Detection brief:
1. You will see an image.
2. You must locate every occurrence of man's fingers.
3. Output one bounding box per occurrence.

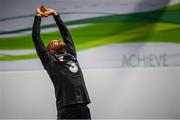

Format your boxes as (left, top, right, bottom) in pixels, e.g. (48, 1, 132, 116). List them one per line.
(40, 5, 47, 13)
(44, 11, 53, 17)
(43, 6, 48, 11)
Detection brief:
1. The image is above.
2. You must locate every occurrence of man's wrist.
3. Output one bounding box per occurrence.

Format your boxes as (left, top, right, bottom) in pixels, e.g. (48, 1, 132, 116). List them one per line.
(36, 13, 42, 17)
(52, 11, 58, 16)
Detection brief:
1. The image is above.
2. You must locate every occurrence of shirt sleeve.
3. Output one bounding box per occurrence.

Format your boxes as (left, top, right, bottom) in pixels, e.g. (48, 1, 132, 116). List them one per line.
(53, 15, 77, 58)
(32, 16, 51, 68)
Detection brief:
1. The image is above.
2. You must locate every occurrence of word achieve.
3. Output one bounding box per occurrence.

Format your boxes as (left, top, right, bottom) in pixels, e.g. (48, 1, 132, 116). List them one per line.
(122, 54, 168, 67)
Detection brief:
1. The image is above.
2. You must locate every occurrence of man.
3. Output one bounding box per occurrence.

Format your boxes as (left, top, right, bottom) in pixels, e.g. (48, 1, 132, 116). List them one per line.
(32, 5, 91, 119)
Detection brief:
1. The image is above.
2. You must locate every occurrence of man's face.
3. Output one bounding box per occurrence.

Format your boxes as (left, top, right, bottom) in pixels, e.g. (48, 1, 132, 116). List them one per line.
(47, 40, 66, 54)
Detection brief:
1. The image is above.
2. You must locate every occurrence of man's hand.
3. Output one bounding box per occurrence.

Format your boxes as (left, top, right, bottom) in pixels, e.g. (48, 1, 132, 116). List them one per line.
(44, 8, 58, 17)
(36, 5, 46, 17)
(35, 5, 57, 17)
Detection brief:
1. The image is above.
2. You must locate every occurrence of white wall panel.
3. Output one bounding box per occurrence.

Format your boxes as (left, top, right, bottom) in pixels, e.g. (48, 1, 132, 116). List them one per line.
(0, 67, 180, 119)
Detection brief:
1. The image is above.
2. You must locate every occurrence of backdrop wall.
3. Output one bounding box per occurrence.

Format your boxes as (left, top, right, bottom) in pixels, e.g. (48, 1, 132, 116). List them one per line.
(0, 0, 180, 119)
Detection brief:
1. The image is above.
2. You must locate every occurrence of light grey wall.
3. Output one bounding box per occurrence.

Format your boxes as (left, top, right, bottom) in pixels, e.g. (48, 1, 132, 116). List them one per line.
(0, 67, 180, 119)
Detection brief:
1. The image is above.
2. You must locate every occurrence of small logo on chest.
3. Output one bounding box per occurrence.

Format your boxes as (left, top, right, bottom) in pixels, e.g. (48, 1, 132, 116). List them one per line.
(57, 55, 78, 73)
(67, 61, 78, 73)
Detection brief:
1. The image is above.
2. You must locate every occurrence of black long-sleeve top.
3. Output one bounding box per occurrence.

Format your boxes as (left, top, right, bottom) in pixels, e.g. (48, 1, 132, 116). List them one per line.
(32, 15, 91, 111)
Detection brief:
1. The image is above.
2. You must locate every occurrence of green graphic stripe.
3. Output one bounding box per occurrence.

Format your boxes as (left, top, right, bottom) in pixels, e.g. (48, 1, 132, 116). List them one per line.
(0, 54, 37, 61)
(124, 27, 180, 44)
(0, 26, 180, 61)
(1, 21, 179, 50)
(0, 22, 149, 49)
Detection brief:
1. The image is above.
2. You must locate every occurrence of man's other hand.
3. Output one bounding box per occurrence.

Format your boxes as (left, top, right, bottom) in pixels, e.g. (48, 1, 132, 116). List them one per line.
(44, 8, 58, 17)
(36, 5, 46, 17)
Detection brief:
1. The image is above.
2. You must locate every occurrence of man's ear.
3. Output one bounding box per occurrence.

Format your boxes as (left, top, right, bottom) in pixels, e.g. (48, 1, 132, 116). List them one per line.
(49, 50, 55, 54)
